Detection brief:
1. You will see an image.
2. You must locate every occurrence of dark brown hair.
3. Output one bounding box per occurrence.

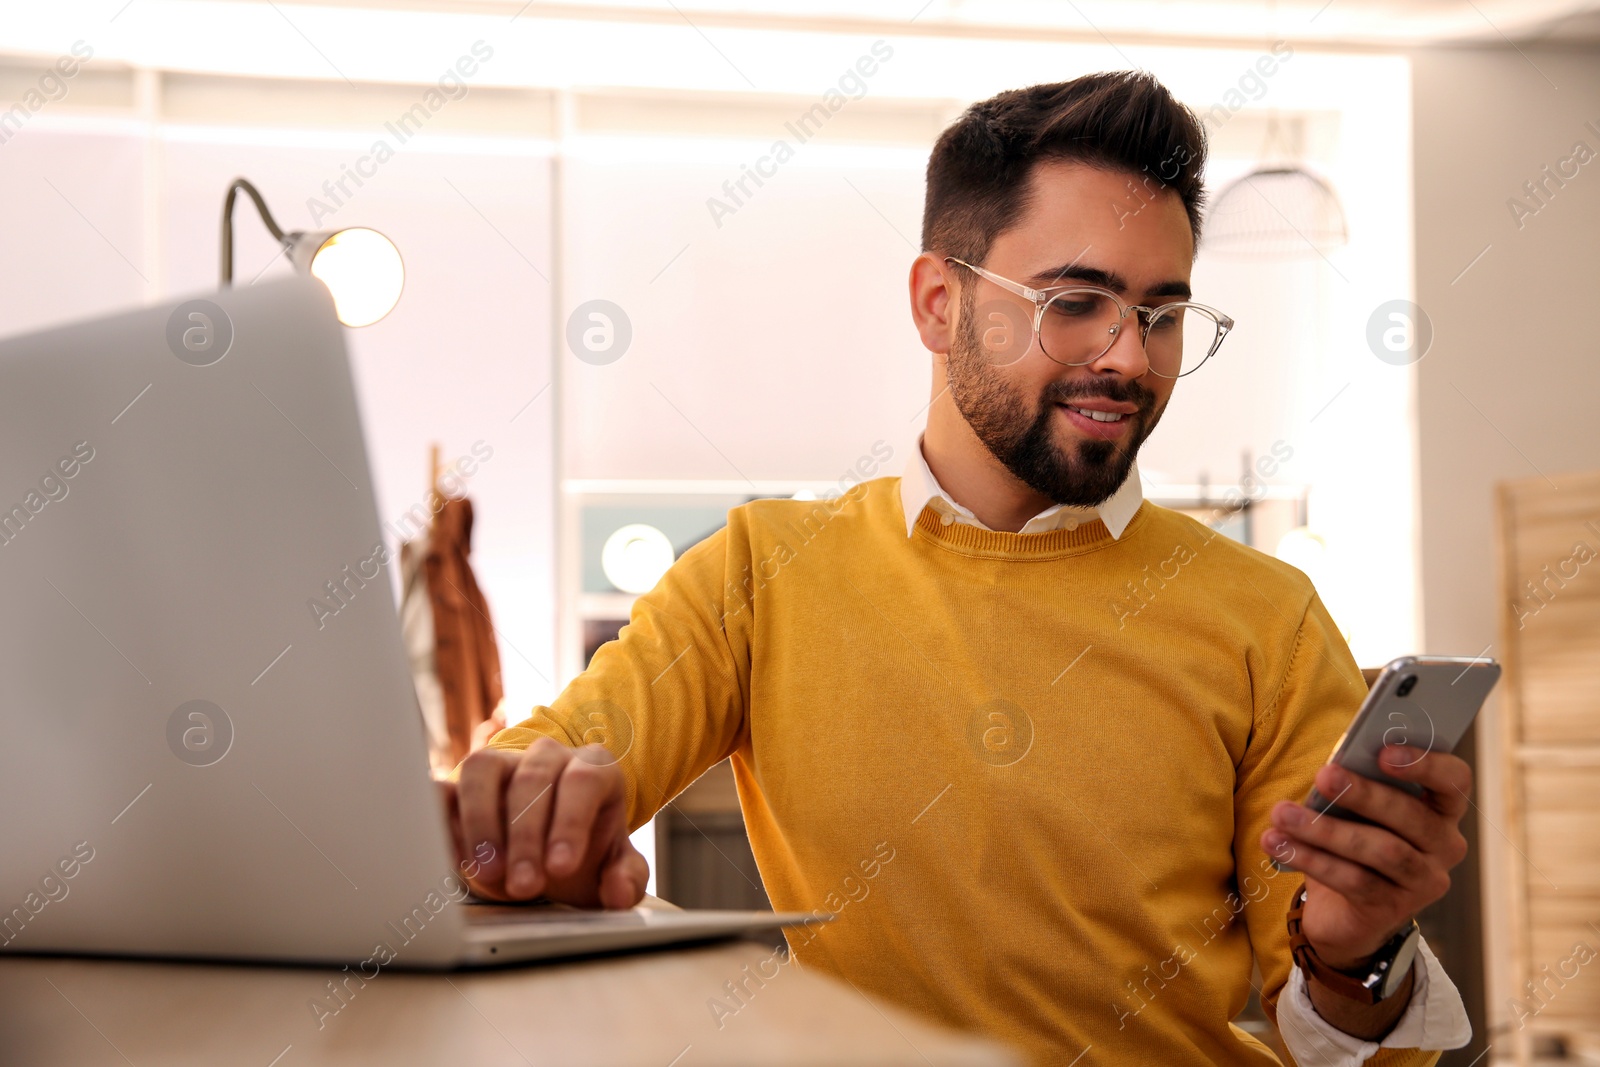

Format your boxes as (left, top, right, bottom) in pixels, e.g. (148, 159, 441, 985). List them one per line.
(921, 71, 1208, 264)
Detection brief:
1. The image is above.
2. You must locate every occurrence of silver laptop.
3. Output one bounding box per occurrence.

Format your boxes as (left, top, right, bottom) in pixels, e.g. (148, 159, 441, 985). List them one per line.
(0, 277, 814, 968)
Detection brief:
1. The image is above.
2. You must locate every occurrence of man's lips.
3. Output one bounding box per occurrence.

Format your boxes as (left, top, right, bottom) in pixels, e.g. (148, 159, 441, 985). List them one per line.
(1055, 400, 1139, 439)
(1055, 398, 1139, 415)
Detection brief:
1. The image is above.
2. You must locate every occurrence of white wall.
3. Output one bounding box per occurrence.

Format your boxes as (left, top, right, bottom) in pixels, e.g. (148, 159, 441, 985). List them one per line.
(562, 138, 933, 485)
(0, 126, 148, 333)
(0, 113, 562, 715)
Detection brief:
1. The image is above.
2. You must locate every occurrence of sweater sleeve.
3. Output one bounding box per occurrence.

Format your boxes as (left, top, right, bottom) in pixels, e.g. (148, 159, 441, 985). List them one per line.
(1233, 588, 1446, 1067)
(477, 519, 752, 830)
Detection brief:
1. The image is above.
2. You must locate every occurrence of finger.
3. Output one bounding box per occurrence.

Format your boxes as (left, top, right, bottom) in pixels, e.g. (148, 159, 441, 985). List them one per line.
(503, 738, 572, 899)
(456, 749, 515, 893)
(598, 840, 649, 910)
(1261, 828, 1395, 907)
(545, 745, 624, 878)
(1269, 800, 1429, 890)
(1377, 747, 1473, 819)
(1312, 764, 1450, 857)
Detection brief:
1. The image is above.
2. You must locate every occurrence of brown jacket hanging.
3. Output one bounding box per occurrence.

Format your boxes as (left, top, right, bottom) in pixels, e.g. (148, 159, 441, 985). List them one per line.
(423, 496, 503, 769)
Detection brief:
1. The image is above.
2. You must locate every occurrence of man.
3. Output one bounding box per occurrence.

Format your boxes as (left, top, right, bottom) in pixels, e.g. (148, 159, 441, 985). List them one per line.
(443, 71, 1473, 1065)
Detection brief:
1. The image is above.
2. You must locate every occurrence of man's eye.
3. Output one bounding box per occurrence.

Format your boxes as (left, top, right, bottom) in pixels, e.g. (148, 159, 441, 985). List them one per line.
(1046, 297, 1099, 317)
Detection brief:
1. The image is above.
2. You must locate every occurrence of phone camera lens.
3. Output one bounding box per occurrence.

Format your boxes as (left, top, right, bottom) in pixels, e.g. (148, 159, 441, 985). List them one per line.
(1396, 675, 1418, 697)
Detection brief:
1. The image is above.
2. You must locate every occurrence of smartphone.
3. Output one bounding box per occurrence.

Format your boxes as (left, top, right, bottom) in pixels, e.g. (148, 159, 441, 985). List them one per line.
(1279, 656, 1502, 854)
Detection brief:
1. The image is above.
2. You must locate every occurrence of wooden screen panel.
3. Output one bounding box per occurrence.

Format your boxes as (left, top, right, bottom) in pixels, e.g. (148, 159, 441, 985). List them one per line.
(1499, 471, 1600, 746)
(1496, 470, 1600, 1067)
(1523, 894, 1600, 1028)
(1522, 764, 1600, 894)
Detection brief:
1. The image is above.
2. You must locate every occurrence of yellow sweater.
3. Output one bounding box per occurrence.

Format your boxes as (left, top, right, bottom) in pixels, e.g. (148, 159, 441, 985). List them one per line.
(488, 476, 1442, 1066)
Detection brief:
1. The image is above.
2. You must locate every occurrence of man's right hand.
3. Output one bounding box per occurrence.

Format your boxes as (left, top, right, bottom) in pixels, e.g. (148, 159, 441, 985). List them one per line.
(441, 737, 648, 909)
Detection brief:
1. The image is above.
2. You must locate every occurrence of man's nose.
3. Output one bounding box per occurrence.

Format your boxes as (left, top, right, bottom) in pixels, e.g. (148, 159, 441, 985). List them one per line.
(1090, 310, 1152, 379)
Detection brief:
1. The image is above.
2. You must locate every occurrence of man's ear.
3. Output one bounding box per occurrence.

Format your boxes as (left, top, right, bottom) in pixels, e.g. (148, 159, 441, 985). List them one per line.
(909, 253, 957, 364)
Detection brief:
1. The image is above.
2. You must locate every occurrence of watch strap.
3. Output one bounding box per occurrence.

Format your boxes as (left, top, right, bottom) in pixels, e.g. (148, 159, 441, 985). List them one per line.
(1286, 884, 1417, 1004)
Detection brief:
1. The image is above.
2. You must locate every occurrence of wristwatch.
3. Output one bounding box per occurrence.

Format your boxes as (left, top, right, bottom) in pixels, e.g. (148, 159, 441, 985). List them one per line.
(1286, 884, 1421, 1004)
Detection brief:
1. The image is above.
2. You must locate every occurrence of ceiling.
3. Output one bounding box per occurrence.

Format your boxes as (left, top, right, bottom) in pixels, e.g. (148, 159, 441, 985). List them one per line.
(295, 0, 1600, 45)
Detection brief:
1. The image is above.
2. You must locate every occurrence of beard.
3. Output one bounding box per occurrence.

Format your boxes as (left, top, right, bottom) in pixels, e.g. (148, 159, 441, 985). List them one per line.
(946, 289, 1163, 508)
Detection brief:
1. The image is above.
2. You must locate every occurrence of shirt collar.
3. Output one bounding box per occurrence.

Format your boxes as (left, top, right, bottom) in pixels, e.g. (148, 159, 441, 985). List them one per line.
(899, 432, 1144, 540)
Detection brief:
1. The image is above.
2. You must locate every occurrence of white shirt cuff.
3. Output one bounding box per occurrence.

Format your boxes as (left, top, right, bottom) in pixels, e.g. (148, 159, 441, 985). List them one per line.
(1276, 938, 1471, 1067)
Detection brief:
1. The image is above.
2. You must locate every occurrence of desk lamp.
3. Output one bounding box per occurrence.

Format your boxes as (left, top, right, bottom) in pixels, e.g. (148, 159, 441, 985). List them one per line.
(220, 177, 403, 327)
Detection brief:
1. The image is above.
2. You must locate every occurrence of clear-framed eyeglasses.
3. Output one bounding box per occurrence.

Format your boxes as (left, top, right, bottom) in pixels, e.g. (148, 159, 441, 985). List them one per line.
(944, 257, 1234, 379)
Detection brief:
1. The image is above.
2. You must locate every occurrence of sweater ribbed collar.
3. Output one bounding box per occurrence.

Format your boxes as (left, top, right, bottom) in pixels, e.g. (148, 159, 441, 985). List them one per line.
(908, 494, 1147, 556)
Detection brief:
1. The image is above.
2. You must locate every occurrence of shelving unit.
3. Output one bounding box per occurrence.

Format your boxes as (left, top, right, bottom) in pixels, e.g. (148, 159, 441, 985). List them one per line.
(1494, 470, 1600, 1067)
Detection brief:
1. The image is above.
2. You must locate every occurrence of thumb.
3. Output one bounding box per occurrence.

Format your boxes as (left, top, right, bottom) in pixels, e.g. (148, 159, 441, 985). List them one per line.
(435, 778, 466, 869)
(599, 834, 650, 909)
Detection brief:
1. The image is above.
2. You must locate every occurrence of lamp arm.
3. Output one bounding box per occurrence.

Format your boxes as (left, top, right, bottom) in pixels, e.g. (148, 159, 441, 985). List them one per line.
(220, 178, 289, 287)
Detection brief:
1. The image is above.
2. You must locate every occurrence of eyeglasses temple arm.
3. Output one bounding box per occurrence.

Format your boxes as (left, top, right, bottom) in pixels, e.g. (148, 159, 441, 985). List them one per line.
(945, 257, 1047, 303)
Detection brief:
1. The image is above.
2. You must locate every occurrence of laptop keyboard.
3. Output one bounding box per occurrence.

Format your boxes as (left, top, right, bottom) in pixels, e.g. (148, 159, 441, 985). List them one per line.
(461, 901, 649, 927)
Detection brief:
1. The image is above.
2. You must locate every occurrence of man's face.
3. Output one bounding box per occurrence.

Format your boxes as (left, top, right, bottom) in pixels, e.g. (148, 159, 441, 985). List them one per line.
(945, 159, 1194, 508)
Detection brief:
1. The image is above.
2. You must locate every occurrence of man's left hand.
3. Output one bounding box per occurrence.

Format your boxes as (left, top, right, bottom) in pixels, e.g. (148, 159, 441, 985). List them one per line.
(1260, 745, 1472, 971)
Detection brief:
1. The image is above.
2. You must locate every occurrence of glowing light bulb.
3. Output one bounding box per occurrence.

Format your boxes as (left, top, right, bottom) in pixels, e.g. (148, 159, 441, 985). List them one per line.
(1276, 526, 1328, 577)
(601, 524, 675, 594)
(307, 227, 404, 327)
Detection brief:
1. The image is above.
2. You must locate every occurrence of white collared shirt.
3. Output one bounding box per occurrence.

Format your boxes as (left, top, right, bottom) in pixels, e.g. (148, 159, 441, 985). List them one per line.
(896, 434, 1472, 1062)
(899, 433, 1145, 538)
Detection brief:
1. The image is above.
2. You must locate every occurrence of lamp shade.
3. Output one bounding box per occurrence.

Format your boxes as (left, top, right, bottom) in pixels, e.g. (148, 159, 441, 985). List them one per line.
(1204, 166, 1348, 257)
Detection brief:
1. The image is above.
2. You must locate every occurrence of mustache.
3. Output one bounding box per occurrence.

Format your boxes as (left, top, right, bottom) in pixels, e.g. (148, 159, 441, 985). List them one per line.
(1044, 379, 1156, 411)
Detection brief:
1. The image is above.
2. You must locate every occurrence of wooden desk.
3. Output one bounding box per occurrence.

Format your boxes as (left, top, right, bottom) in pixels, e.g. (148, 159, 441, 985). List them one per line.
(0, 925, 1020, 1066)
